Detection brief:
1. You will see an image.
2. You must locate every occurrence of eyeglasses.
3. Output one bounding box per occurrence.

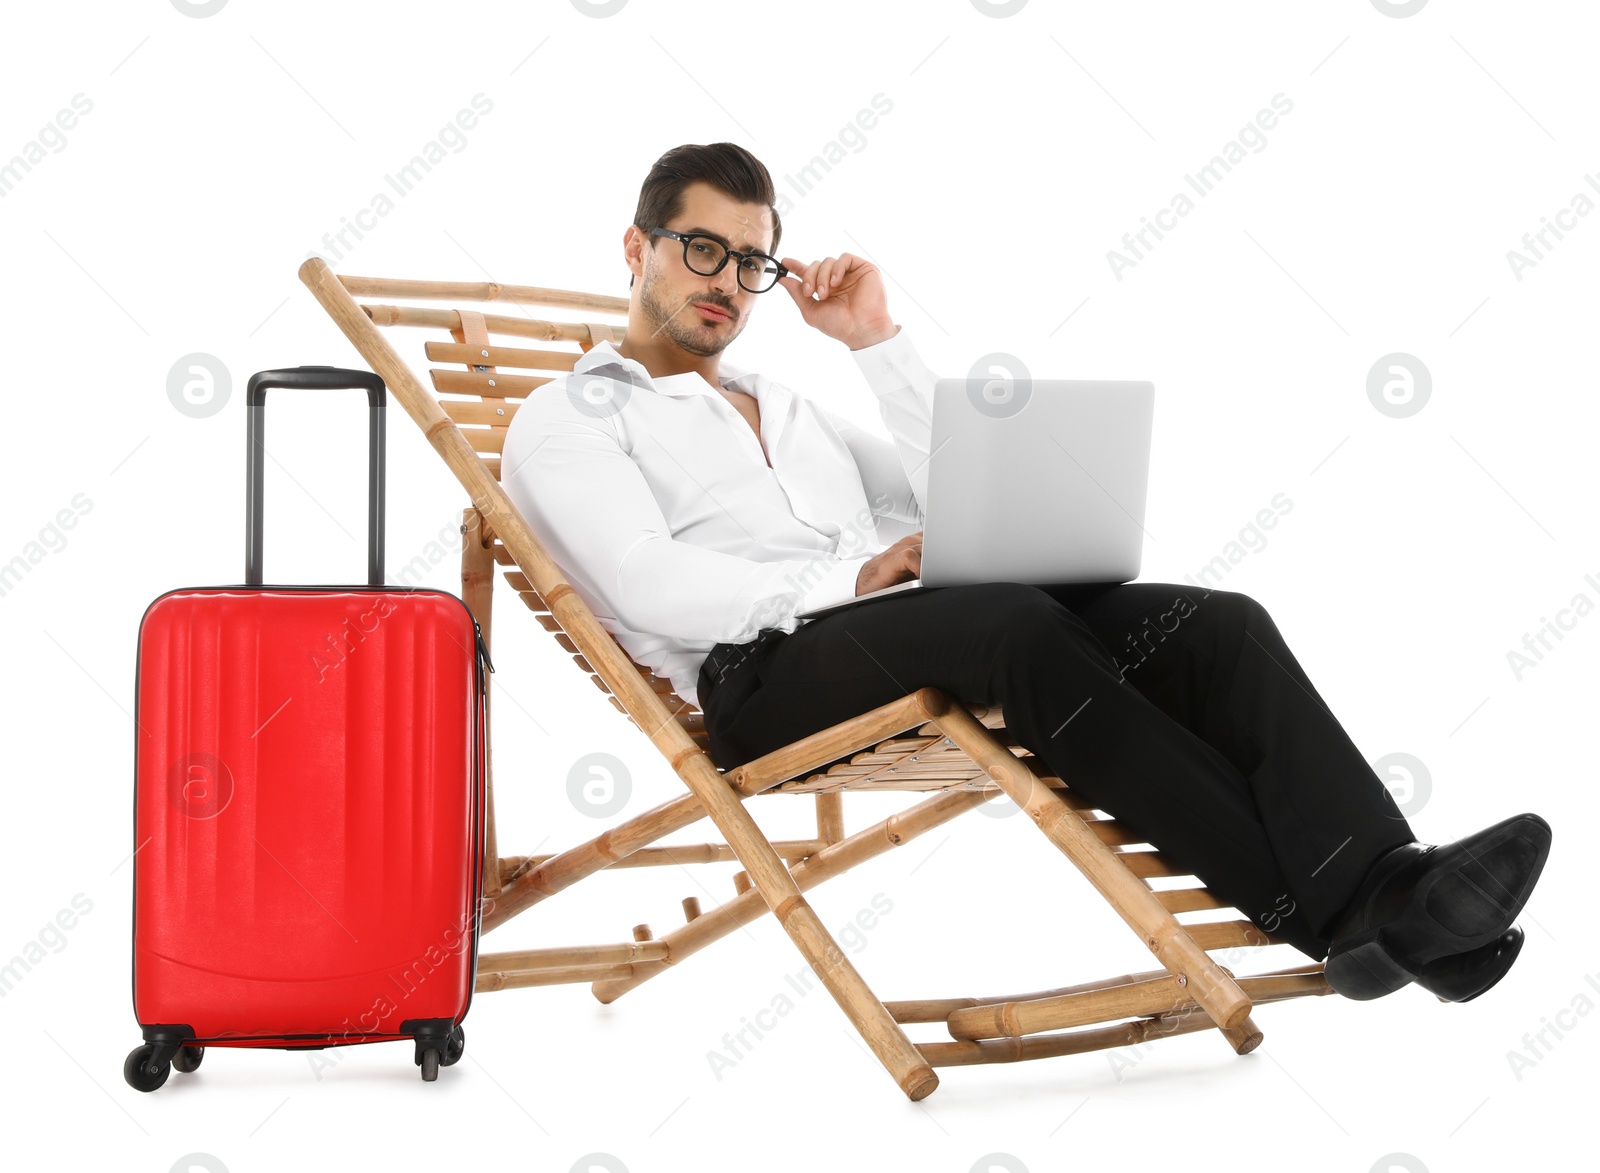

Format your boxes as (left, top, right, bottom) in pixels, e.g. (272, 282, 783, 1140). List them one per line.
(646, 227, 789, 294)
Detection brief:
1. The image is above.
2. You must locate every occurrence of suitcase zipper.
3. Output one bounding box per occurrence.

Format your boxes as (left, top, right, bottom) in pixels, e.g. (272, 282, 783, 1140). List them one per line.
(473, 620, 495, 683)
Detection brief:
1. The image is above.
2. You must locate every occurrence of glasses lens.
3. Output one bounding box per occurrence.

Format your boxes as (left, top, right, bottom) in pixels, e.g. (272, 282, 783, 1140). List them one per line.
(738, 254, 781, 293)
(682, 235, 727, 276)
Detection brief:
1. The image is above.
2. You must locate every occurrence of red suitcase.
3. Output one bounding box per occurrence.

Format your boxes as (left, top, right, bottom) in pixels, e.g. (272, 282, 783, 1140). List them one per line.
(126, 366, 490, 1090)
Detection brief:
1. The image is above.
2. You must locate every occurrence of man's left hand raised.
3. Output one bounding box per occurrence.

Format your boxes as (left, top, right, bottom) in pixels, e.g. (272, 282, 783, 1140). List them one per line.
(778, 252, 899, 351)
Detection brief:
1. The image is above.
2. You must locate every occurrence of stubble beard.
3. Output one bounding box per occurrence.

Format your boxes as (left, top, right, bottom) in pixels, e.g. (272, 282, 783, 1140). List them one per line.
(639, 261, 739, 358)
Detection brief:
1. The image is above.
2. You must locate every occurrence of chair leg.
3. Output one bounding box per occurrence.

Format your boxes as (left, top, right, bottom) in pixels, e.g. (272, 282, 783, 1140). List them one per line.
(670, 746, 940, 1100)
(815, 791, 845, 845)
(931, 697, 1256, 1042)
(460, 506, 501, 899)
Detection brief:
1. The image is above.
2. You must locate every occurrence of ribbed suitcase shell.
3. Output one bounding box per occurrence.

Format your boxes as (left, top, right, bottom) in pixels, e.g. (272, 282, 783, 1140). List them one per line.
(133, 585, 485, 1046)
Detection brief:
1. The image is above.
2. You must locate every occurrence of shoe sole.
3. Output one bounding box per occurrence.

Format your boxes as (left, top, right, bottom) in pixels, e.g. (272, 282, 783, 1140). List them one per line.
(1327, 814, 1551, 1000)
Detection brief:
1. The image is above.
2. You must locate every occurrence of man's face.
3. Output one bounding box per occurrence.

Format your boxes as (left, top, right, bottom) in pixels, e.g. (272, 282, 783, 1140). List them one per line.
(632, 180, 775, 359)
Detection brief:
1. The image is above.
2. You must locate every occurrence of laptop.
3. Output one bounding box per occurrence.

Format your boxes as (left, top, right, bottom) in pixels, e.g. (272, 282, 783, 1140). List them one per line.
(796, 375, 1155, 620)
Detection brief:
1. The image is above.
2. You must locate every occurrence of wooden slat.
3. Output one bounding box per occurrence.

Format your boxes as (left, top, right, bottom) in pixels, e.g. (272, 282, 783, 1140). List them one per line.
(595, 660, 677, 695)
(477, 964, 637, 991)
(431, 370, 553, 397)
(510, 840, 826, 873)
(481, 454, 500, 480)
(857, 736, 945, 757)
(840, 743, 988, 768)
(426, 341, 584, 371)
(1080, 820, 1148, 848)
(887, 969, 1178, 1024)
(441, 399, 523, 426)
(339, 275, 628, 314)
(799, 760, 1026, 784)
(1112, 849, 1188, 879)
(945, 971, 1207, 1040)
(1154, 887, 1227, 913)
(778, 743, 1108, 796)
(479, 940, 669, 971)
(782, 777, 1001, 794)
(460, 427, 508, 455)
(363, 303, 615, 343)
(641, 670, 683, 694)
(503, 570, 538, 594)
(1179, 919, 1279, 950)
(918, 1009, 1230, 1068)
(526, 620, 703, 720)
(813, 757, 997, 779)
(942, 967, 1319, 1044)
(767, 723, 1119, 804)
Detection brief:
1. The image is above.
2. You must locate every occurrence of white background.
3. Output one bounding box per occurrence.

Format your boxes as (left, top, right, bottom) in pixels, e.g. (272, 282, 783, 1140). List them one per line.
(1, 1, 1595, 1170)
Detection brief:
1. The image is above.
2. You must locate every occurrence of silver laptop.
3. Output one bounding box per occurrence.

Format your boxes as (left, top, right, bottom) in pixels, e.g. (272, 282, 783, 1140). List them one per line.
(796, 376, 1155, 620)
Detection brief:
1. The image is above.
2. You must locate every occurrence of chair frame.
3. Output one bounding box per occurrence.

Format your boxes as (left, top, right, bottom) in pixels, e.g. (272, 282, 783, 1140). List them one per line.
(297, 258, 1332, 1100)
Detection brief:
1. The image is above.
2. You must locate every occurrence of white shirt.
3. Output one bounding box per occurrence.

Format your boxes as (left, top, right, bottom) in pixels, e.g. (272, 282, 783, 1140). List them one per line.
(499, 326, 940, 712)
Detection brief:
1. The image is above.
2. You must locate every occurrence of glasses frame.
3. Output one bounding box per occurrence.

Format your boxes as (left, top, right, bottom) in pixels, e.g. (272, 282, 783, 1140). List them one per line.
(646, 226, 790, 294)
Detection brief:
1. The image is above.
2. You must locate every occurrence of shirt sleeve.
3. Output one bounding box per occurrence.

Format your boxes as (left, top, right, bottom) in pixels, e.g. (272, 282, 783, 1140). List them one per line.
(819, 326, 938, 526)
(500, 401, 872, 645)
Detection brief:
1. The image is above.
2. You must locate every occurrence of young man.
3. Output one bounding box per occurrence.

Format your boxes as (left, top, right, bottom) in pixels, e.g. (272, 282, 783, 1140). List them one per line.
(501, 142, 1552, 1003)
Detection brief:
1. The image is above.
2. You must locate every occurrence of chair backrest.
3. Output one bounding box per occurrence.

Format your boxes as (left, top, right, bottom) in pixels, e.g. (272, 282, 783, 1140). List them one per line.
(304, 270, 705, 744)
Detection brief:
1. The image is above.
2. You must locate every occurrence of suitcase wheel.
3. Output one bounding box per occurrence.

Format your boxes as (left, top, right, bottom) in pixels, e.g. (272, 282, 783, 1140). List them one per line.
(125, 1036, 204, 1092)
(123, 1044, 171, 1093)
(441, 1025, 465, 1068)
(410, 1022, 464, 1081)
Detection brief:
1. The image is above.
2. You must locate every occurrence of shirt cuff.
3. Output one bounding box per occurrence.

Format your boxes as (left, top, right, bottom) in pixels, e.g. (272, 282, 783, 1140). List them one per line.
(796, 555, 871, 617)
(848, 325, 930, 395)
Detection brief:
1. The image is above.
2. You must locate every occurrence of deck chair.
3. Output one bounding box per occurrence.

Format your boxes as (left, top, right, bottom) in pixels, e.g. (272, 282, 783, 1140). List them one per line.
(297, 258, 1333, 1100)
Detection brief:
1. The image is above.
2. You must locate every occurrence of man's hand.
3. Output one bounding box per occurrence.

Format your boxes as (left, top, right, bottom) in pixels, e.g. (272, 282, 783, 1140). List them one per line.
(778, 252, 898, 351)
(857, 532, 922, 596)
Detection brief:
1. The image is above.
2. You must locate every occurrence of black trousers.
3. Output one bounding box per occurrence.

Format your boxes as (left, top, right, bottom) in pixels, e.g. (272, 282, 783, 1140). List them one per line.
(697, 581, 1418, 962)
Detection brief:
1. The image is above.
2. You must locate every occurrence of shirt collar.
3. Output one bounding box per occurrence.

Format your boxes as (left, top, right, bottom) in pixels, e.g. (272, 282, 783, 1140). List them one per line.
(574, 339, 759, 400)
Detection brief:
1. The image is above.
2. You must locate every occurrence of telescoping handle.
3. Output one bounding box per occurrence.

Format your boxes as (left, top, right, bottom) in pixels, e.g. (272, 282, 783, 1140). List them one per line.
(244, 366, 387, 587)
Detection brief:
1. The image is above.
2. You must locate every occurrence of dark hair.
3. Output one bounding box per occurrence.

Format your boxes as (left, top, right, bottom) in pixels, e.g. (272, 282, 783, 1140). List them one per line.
(629, 142, 783, 290)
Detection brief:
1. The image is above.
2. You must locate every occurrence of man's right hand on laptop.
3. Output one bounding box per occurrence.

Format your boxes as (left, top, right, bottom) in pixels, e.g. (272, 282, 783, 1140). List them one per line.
(857, 532, 923, 596)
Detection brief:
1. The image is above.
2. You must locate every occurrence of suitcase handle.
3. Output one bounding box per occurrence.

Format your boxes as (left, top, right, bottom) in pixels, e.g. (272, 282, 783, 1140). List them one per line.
(244, 366, 386, 587)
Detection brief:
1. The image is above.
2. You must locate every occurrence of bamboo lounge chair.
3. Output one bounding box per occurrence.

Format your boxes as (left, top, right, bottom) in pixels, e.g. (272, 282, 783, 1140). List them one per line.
(297, 258, 1334, 1100)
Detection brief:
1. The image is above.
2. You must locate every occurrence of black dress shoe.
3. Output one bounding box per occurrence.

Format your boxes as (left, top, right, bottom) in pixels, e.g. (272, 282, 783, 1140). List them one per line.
(1414, 925, 1525, 1003)
(1325, 812, 1552, 1001)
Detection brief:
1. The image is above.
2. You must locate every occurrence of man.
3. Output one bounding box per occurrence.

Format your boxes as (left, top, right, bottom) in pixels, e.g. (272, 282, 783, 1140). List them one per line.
(501, 142, 1552, 1004)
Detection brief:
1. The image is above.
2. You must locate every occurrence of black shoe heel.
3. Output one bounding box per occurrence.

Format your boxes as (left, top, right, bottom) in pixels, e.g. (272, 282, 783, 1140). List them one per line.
(1325, 928, 1418, 1001)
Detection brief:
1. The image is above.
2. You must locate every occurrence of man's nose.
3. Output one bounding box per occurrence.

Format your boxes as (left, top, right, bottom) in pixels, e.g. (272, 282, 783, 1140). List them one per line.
(710, 263, 740, 300)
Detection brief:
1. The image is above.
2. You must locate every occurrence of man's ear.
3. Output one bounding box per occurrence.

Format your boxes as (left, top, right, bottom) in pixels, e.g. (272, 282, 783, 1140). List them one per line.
(624, 225, 645, 294)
